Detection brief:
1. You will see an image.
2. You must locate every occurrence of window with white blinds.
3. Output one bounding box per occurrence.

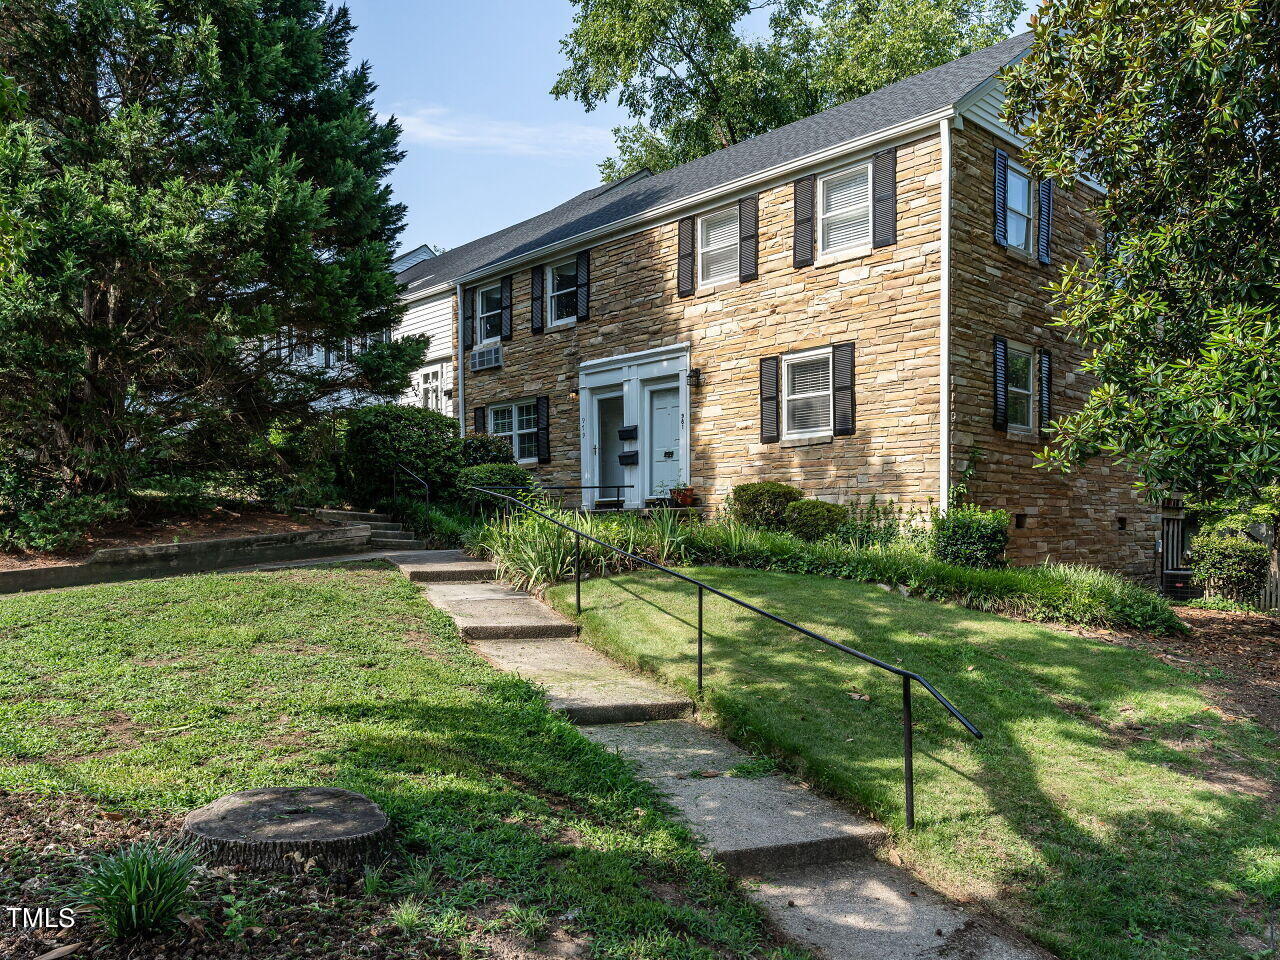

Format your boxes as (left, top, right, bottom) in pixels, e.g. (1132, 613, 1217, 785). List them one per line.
(1005, 164, 1034, 253)
(697, 206, 739, 285)
(783, 348, 833, 438)
(818, 163, 872, 253)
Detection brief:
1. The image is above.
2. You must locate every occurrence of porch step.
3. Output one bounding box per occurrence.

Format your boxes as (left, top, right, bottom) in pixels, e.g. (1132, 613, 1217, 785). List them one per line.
(472, 638, 694, 724)
(421, 582, 578, 640)
(581, 720, 885, 875)
(316, 509, 392, 523)
(399, 550, 497, 584)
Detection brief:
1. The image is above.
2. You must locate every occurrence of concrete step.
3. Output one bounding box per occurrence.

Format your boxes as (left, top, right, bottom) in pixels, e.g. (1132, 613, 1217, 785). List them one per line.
(421, 582, 579, 640)
(371, 538, 427, 549)
(756, 860, 1049, 960)
(367, 521, 405, 532)
(316, 509, 392, 523)
(473, 638, 694, 724)
(369, 528, 413, 539)
(580, 720, 885, 876)
(394, 550, 497, 584)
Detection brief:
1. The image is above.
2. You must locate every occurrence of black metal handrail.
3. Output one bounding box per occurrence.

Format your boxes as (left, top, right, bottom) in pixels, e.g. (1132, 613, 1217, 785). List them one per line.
(393, 463, 433, 505)
(470, 483, 983, 830)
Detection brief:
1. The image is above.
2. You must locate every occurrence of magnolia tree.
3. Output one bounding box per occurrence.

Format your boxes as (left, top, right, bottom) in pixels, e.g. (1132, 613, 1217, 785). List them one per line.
(0, 1, 426, 497)
(1003, 0, 1280, 503)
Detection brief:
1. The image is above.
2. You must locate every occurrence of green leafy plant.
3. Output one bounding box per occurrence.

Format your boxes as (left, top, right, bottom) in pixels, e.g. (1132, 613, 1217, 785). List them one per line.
(345, 405, 464, 508)
(727, 481, 805, 531)
(457, 464, 536, 514)
(462, 433, 518, 468)
(0, 493, 127, 553)
(389, 896, 428, 934)
(1186, 533, 1269, 608)
(929, 504, 1009, 569)
(782, 499, 847, 542)
(507, 904, 551, 941)
(835, 495, 926, 549)
(71, 841, 196, 939)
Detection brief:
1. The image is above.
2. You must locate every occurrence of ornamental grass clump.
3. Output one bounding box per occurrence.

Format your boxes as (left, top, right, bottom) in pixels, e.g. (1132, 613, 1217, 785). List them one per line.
(72, 841, 196, 939)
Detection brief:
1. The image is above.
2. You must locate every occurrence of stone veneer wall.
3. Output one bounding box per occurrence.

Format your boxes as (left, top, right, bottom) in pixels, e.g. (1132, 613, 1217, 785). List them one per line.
(947, 123, 1160, 579)
(461, 131, 946, 512)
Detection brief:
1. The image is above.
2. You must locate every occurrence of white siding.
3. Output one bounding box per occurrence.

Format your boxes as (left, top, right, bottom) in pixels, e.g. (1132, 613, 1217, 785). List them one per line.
(396, 291, 456, 414)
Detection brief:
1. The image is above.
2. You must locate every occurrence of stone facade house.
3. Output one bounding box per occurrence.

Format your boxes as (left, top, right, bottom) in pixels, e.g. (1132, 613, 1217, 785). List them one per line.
(393, 32, 1158, 581)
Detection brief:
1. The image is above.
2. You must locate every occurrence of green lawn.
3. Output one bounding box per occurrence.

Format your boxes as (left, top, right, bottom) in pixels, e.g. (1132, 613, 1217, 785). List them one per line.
(0, 563, 803, 959)
(548, 567, 1280, 960)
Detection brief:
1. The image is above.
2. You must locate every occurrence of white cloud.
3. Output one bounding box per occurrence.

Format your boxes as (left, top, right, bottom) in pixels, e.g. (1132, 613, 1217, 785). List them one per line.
(389, 106, 614, 159)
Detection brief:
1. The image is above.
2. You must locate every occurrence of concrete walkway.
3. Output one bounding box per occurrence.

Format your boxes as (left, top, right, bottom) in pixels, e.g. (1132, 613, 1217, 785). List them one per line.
(391, 550, 1050, 960)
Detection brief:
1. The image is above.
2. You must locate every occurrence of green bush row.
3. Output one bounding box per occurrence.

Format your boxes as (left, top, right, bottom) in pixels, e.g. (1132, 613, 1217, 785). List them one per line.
(1186, 532, 1270, 607)
(470, 508, 1185, 634)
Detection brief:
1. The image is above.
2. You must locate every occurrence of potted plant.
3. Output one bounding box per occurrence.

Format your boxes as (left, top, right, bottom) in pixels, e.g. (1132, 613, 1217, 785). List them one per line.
(668, 484, 697, 507)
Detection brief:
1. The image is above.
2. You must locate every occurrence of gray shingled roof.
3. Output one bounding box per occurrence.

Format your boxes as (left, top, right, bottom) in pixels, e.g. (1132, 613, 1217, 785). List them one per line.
(398, 31, 1030, 296)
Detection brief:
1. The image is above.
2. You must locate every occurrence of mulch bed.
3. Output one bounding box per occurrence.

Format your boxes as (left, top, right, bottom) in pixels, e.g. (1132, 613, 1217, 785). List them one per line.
(0, 791, 441, 959)
(0, 509, 328, 572)
(1080, 608, 1280, 733)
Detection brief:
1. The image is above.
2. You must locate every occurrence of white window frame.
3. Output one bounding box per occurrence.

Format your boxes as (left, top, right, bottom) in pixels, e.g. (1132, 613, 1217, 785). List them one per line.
(476, 282, 503, 346)
(545, 258, 578, 328)
(1004, 161, 1035, 255)
(781, 346, 834, 440)
(1006, 340, 1035, 430)
(489, 399, 539, 465)
(421, 360, 446, 413)
(696, 205, 739, 287)
(817, 161, 873, 255)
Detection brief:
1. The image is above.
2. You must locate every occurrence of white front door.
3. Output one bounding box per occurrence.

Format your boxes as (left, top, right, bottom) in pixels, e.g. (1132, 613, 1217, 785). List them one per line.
(646, 385, 682, 498)
(579, 345, 689, 509)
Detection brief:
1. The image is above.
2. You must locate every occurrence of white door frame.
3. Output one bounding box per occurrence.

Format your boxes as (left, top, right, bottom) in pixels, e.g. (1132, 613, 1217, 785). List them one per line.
(579, 344, 689, 509)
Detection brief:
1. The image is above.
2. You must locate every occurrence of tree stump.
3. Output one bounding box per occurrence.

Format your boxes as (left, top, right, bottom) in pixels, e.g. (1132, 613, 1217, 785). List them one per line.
(181, 787, 390, 873)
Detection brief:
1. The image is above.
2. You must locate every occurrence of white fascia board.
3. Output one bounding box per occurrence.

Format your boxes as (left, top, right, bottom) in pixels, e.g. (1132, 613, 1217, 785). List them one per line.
(408, 108, 954, 298)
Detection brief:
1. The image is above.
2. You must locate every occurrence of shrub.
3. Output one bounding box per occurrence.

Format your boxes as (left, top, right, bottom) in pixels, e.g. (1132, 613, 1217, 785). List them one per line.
(0, 493, 128, 553)
(1186, 532, 1269, 607)
(385, 499, 478, 549)
(783, 499, 847, 542)
(72, 841, 196, 939)
(462, 433, 516, 468)
(728, 481, 805, 530)
(836, 495, 926, 549)
(457, 463, 535, 514)
(344, 404, 463, 508)
(930, 504, 1009, 569)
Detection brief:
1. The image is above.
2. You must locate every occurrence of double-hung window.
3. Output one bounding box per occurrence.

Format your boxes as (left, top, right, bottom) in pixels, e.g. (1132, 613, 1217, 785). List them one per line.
(1006, 342, 1034, 429)
(490, 400, 539, 463)
(818, 162, 872, 253)
(782, 348, 833, 438)
(477, 283, 503, 345)
(697, 206, 739, 286)
(1004, 163, 1034, 254)
(546, 259, 578, 326)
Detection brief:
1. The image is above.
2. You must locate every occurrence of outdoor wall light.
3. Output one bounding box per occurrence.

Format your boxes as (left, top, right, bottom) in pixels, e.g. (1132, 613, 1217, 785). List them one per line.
(687, 367, 702, 389)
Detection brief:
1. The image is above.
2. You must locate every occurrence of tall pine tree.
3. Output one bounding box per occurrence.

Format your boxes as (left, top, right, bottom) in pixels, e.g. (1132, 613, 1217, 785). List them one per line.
(0, 1, 424, 494)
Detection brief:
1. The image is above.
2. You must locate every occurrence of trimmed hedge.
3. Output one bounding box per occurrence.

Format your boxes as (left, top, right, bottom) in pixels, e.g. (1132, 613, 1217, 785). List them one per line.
(471, 509, 1184, 634)
(728, 482, 805, 530)
(784, 499, 847, 542)
(344, 404, 462, 507)
(457, 463, 535, 514)
(462, 433, 517, 468)
(930, 504, 1009, 569)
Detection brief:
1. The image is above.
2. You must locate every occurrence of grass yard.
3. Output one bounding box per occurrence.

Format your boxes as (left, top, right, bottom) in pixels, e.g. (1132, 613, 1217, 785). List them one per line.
(548, 567, 1280, 960)
(0, 562, 804, 960)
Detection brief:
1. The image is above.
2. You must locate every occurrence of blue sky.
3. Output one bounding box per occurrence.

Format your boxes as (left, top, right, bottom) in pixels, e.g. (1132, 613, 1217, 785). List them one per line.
(342, 0, 1035, 256)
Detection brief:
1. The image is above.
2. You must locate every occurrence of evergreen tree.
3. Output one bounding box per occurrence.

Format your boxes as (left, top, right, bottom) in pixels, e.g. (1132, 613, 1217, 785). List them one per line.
(0, 1, 424, 495)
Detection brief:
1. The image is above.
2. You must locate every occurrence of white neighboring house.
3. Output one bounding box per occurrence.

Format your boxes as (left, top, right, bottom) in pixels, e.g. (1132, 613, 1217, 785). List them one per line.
(390, 244, 454, 416)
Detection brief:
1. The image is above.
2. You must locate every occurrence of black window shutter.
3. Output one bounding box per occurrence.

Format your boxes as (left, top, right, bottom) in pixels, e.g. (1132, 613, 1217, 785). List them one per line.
(760, 355, 780, 443)
(530, 266, 544, 334)
(473, 406, 485, 435)
(462, 287, 474, 350)
(500, 275, 512, 341)
(576, 249, 591, 321)
(871, 148, 897, 249)
(738, 193, 759, 282)
(1037, 180, 1054, 265)
(677, 217, 695, 297)
(993, 335, 1009, 430)
(1038, 348, 1053, 435)
(994, 149, 1009, 247)
(832, 343, 855, 437)
(793, 175, 815, 268)
(535, 396, 551, 464)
